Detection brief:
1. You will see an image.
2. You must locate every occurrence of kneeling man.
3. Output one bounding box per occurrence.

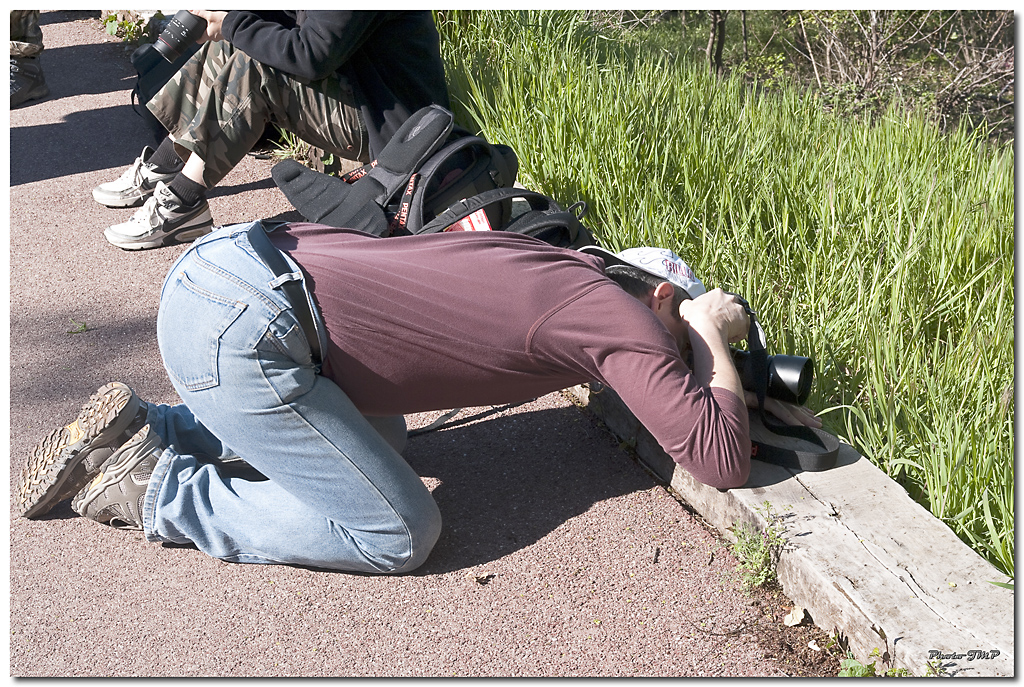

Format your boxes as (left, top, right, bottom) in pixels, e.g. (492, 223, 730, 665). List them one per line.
(17, 222, 818, 573)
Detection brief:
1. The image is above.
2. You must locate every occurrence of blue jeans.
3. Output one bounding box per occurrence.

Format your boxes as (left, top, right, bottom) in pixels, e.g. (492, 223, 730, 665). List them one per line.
(145, 222, 441, 573)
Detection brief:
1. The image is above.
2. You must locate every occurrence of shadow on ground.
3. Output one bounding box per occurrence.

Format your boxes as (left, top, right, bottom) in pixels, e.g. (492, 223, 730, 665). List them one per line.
(10, 307, 161, 407)
(10, 105, 151, 186)
(16, 399, 649, 578)
(35, 42, 137, 99)
(403, 406, 650, 574)
(38, 10, 100, 26)
(207, 176, 279, 198)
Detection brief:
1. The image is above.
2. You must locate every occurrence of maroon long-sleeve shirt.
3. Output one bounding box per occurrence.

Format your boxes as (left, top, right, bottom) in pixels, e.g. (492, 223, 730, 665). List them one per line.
(271, 223, 751, 488)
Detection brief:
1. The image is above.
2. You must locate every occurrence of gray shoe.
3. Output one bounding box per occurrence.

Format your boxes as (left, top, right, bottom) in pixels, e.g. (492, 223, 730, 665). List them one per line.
(72, 425, 164, 531)
(10, 56, 48, 108)
(17, 382, 145, 519)
(103, 181, 214, 250)
(92, 147, 178, 208)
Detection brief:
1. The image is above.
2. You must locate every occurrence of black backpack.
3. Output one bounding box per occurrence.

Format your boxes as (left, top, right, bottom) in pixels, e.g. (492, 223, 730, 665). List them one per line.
(272, 105, 597, 250)
(417, 187, 594, 250)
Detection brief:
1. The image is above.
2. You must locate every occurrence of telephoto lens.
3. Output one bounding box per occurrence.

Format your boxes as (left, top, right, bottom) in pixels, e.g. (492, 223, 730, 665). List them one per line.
(154, 10, 208, 63)
(732, 349, 814, 406)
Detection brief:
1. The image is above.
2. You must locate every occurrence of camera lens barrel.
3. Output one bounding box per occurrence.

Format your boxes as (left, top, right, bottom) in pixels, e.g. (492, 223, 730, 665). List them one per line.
(732, 349, 814, 406)
(154, 10, 208, 63)
(766, 354, 814, 406)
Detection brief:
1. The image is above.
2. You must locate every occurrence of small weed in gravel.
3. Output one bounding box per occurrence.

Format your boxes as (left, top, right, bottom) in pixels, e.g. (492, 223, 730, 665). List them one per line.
(729, 502, 786, 590)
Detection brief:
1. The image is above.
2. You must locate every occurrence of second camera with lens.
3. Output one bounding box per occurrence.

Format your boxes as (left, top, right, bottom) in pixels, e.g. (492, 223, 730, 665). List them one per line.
(154, 10, 208, 63)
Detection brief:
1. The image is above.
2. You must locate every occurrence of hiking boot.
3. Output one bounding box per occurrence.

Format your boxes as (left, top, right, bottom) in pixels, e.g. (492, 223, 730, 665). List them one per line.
(72, 425, 164, 531)
(10, 56, 48, 108)
(17, 382, 145, 519)
(92, 146, 179, 208)
(103, 181, 214, 250)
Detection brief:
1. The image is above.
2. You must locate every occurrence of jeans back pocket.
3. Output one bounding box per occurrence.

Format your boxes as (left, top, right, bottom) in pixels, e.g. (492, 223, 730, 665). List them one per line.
(158, 270, 248, 391)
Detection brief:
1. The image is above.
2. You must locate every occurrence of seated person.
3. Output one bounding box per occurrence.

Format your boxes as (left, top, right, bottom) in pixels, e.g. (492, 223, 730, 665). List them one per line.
(92, 10, 450, 250)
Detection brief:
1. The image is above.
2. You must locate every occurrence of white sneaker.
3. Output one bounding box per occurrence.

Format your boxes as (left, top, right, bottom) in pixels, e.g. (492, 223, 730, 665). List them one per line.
(103, 181, 214, 250)
(92, 147, 178, 208)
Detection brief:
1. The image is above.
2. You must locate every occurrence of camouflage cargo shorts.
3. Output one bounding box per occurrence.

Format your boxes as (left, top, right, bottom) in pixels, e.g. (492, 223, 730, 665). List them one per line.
(148, 40, 369, 187)
(11, 10, 44, 57)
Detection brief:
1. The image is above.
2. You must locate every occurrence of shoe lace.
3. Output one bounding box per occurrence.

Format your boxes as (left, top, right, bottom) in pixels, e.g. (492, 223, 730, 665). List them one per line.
(133, 182, 185, 230)
(117, 155, 147, 186)
(132, 193, 164, 230)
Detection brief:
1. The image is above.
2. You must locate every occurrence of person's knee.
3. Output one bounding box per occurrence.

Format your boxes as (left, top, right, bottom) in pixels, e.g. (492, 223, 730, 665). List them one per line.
(374, 500, 442, 574)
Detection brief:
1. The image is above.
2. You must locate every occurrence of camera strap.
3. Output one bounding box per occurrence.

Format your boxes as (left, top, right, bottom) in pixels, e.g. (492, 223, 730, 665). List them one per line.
(744, 309, 840, 472)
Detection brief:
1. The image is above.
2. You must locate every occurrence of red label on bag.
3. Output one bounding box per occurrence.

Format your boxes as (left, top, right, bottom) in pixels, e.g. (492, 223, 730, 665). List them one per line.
(341, 159, 377, 183)
(389, 174, 419, 233)
(445, 208, 493, 232)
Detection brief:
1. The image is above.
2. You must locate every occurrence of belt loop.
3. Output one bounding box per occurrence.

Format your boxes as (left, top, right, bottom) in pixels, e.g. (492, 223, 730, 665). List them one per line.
(268, 271, 303, 290)
(246, 221, 324, 366)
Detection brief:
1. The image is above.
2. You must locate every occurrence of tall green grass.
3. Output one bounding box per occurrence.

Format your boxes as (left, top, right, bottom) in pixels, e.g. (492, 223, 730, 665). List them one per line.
(435, 11, 1014, 577)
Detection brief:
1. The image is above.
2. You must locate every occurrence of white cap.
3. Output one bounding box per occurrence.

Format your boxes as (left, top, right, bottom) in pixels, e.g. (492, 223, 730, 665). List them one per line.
(579, 245, 706, 299)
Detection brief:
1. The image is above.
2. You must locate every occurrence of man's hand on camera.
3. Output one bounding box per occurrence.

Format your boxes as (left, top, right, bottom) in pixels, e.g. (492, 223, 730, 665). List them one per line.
(678, 288, 750, 345)
(744, 392, 823, 429)
(676, 289, 748, 399)
(190, 10, 228, 43)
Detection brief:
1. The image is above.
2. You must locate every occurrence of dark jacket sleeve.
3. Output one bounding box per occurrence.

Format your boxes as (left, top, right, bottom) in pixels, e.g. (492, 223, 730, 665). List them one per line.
(221, 10, 387, 82)
(220, 10, 450, 158)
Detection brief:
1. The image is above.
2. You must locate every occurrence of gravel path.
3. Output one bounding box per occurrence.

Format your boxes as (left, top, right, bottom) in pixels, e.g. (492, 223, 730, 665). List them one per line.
(10, 11, 815, 677)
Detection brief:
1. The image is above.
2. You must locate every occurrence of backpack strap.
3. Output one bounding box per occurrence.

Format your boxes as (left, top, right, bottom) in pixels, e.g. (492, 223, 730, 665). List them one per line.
(504, 198, 596, 249)
(399, 136, 518, 235)
(418, 187, 545, 233)
(419, 187, 596, 249)
(361, 104, 455, 208)
(342, 123, 478, 180)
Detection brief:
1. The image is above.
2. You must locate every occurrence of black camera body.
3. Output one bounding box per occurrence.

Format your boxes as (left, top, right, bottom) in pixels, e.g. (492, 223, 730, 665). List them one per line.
(726, 293, 814, 406)
(155, 10, 208, 63)
(731, 348, 813, 406)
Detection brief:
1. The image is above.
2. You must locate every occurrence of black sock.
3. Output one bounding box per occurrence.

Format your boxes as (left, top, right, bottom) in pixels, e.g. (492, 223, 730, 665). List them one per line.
(147, 137, 185, 174)
(168, 174, 206, 207)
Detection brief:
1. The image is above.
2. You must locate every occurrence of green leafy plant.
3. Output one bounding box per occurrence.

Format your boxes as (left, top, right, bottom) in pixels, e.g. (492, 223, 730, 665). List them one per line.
(838, 651, 878, 677)
(270, 126, 312, 163)
(836, 626, 911, 677)
(839, 649, 910, 677)
(269, 126, 345, 175)
(102, 11, 154, 45)
(729, 502, 786, 589)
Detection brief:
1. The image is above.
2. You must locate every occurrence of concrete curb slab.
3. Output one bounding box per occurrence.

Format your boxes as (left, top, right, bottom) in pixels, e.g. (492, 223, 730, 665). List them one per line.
(569, 384, 1014, 677)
